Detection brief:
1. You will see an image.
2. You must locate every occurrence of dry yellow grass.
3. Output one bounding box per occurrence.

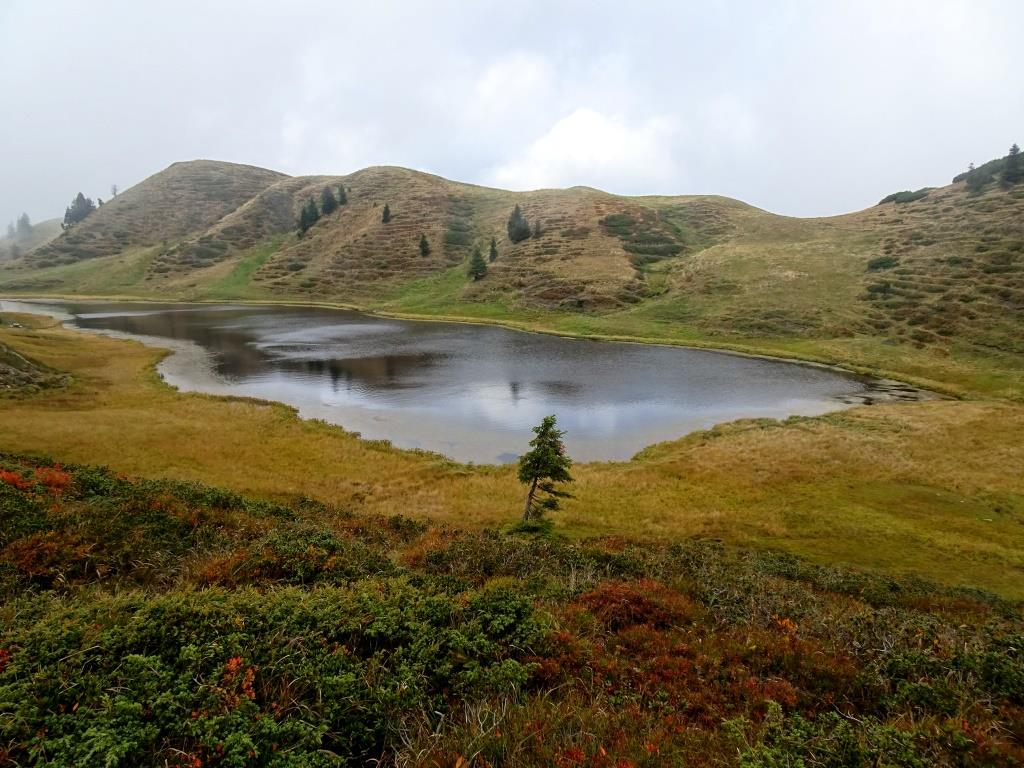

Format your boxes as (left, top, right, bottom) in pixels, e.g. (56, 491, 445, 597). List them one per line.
(2, 318, 1021, 596)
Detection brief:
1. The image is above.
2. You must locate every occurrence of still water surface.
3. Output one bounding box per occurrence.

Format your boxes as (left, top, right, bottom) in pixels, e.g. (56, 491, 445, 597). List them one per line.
(3, 300, 875, 463)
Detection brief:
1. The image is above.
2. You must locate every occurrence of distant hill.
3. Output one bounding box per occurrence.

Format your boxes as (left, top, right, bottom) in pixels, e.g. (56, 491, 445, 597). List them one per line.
(0, 218, 61, 260)
(24, 160, 286, 268)
(1, 153, 1022, 387)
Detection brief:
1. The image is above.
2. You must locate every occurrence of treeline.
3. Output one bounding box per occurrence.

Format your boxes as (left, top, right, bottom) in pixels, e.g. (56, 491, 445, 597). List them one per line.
(954, 143, 1022, 193)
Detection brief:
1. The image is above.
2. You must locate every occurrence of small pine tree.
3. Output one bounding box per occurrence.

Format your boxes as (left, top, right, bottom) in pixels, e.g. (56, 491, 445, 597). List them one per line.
(320, 187, 338, 215)
(298, 198, 320, 235)
(507, 204, 531, 243)
(1004, 143, 1022, 185)
(382, 203, 391, 223)
(532, 219, 543, 238)
(5, 222, 14, 240)
(62, 192, 96, 229)
(468, 247, 487, 280)
(337, 185, 348, 205)
(489, 236, 498, 262)
(517, 415, 573, 521)
(419, 233, 431, 257)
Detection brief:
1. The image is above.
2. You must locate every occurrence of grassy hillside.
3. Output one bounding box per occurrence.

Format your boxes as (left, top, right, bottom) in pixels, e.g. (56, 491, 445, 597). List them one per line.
(19, 160, 286, 273)
(2, 451, 1022, 766)
(1, 158, 1022, 402)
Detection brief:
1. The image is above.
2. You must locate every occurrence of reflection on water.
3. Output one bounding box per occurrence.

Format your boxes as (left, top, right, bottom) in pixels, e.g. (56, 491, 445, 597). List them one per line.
(1, 300, 872, 463)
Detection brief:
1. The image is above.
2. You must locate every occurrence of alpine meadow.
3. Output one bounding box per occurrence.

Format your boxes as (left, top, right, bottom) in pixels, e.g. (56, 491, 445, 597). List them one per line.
(2, 3, 1024, 766)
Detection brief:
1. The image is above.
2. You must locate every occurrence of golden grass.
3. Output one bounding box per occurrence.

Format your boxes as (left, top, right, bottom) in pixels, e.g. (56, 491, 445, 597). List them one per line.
(1, 319, 1022, 597)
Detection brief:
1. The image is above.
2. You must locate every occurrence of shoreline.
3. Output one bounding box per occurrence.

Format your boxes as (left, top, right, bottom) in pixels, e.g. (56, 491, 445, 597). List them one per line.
(0, 292, 946, 403)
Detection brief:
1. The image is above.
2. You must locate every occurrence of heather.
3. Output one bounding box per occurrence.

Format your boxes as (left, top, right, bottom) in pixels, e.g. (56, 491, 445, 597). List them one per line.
(1, 454, 1021, 766)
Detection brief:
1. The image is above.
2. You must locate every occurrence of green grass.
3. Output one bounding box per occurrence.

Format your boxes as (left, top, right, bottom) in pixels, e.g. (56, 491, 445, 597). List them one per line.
(199, 235, 285, 299)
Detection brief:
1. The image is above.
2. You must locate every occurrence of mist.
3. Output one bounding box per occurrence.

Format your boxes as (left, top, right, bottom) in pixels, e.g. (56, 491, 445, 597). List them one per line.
(1, 0, 1021, 226)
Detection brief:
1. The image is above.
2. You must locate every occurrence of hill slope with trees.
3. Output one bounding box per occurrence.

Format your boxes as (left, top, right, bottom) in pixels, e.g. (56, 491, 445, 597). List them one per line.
(1, 148, 1022, 398)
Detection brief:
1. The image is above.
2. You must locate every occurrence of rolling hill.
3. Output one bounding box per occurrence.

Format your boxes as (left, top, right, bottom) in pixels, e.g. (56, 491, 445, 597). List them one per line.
(2, 156, 1022, 397)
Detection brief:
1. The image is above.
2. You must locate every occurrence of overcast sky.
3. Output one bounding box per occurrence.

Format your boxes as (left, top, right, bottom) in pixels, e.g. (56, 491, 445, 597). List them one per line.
(2, 0, 1021, 227)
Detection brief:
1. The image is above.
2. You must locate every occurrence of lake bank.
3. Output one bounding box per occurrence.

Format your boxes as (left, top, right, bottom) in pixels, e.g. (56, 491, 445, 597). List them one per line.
(0, 297, 938, 463)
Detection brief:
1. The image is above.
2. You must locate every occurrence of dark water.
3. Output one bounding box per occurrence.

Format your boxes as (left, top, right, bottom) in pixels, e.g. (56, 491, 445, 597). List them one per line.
(2, 300, 875, 463)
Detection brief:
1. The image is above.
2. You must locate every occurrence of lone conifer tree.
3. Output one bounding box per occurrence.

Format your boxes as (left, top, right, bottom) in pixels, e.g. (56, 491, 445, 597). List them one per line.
(382, 203, 391, 223)
(337, 185, 348, 205)
(517, 415, 573, 521)
(1004, 143, 1022, 185)
(533, 219, 543, 238)
(320, 187, 338, 215)
(468, 247, 487, 280)
(507, 204, 531, 243)
(489, 236, 498, 262)
(419, 233, 431, 257)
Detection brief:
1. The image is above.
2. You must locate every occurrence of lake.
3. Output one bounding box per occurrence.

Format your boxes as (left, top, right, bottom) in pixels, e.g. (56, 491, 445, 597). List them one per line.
(2, 300, 887, 463)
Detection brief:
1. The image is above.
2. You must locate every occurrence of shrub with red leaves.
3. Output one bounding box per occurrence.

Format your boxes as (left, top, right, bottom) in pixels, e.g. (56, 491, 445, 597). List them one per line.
(579, 579, 696, 630)
(0, 470, 33, 491)
(33, 465, 71, 494)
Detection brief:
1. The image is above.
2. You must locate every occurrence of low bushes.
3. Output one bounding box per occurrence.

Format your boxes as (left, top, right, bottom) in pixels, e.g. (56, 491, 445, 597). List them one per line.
(1, 453, 1022, 766)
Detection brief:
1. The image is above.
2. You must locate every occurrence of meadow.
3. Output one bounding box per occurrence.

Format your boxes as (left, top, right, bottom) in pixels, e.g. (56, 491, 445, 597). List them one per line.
(1, 311, 1022, 598)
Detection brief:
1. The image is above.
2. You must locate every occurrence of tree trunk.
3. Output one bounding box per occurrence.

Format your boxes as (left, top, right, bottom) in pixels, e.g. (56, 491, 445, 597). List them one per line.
(522, 477, 538, 522)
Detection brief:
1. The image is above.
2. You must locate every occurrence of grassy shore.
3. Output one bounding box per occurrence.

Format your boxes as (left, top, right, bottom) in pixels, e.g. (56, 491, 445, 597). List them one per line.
(1, 311, 1022, 597)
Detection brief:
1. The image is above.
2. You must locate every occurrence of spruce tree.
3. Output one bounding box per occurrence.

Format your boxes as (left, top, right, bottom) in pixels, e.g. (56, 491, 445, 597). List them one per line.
(62, 192, 96, 229)
(5, 222, 14, 240)
(517, 415, 573, 521)
(298, 198, 320, 235)
(382, 203, 391, 223)
(320, 187, 338, 215)
(419, 233, 431, 257)
(507, 204, 531, 243)
(489, 236, 498, 262)
(337, 185, 348, 205)
(1004, 143, 1022, 185)
(533, 219, 543, 238)
(16, 213, 31, 238)
(468, 247, 488, 280)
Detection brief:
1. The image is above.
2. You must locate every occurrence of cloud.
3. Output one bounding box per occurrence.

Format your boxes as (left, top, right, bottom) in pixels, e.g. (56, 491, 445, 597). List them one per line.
(488, 108, 682, 193)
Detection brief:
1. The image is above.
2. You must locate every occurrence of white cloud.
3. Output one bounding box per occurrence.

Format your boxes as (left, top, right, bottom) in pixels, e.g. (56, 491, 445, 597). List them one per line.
(473, 51, 555, 122)
(488, 108, 682, 193)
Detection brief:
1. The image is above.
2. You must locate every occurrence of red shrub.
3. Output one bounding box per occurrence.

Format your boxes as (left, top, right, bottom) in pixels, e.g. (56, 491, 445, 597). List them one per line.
(579, 580, 696, 631)
(0, 470, 32, 491)
(33, 465, 71, 494)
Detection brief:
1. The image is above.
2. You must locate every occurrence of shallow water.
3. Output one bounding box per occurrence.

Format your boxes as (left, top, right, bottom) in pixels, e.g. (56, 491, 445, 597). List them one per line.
(2, 300, 876, 463)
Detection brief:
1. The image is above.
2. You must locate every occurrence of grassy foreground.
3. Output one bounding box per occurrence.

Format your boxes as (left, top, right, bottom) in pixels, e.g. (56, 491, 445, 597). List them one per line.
(1, 452, 1022, 766)
(0, 313, 1022, 597)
